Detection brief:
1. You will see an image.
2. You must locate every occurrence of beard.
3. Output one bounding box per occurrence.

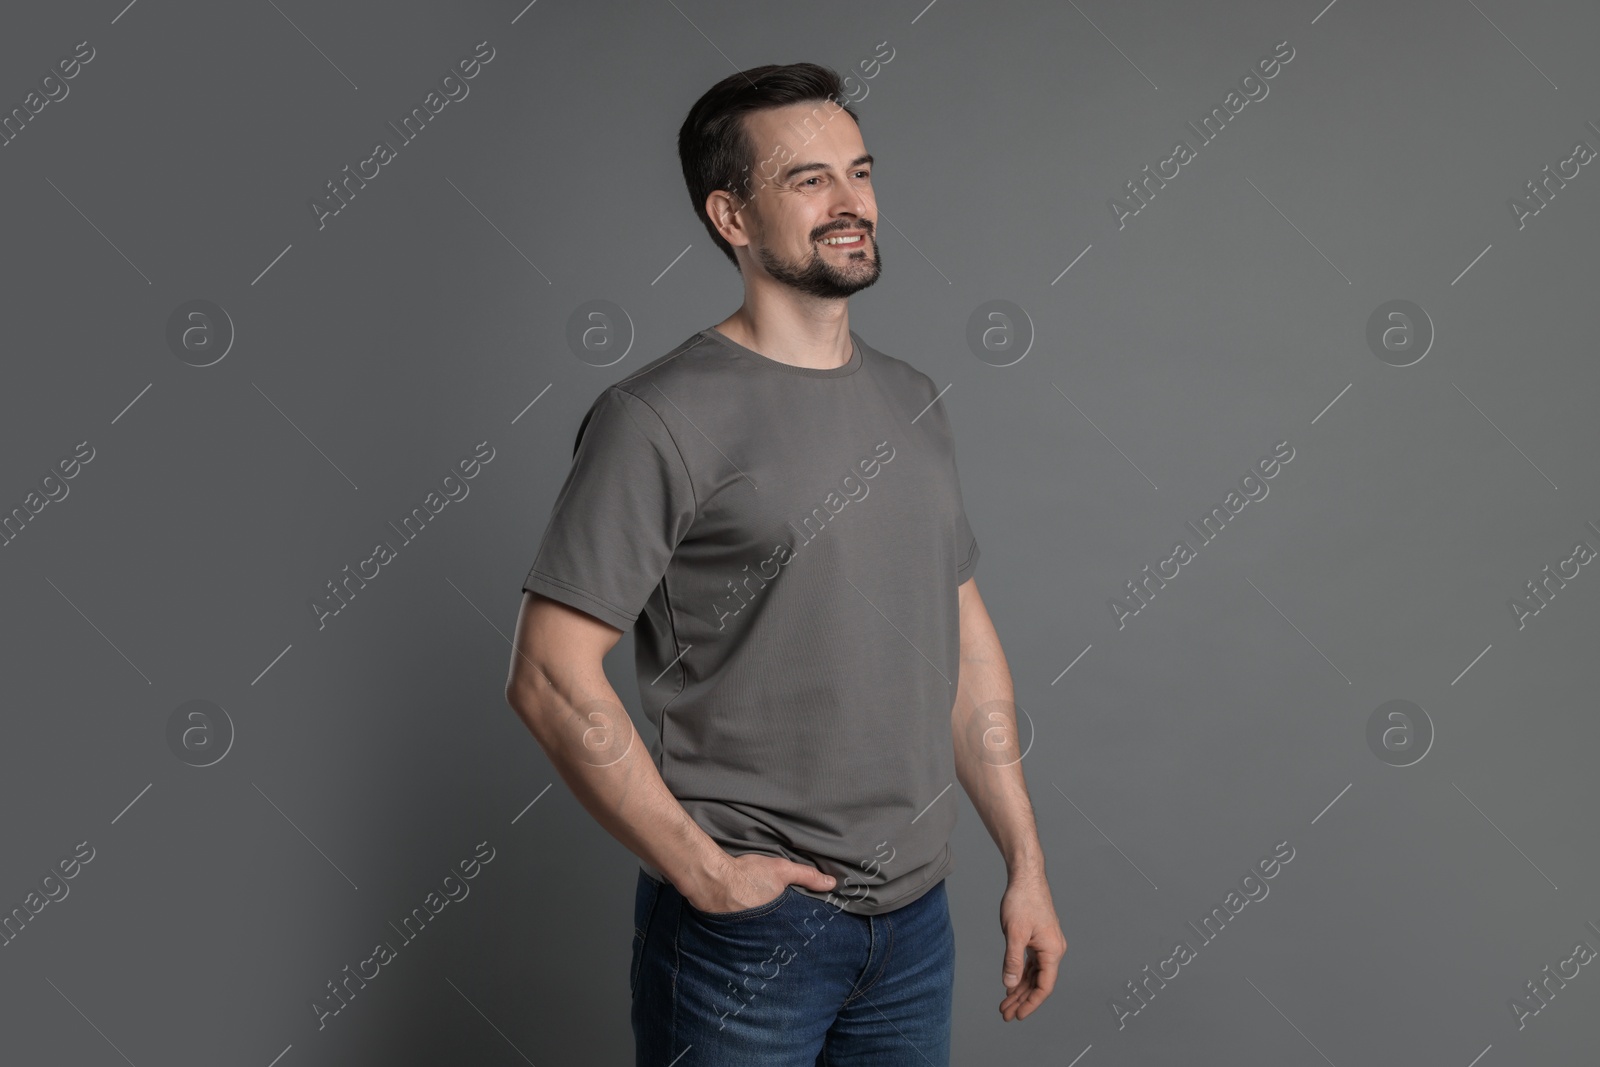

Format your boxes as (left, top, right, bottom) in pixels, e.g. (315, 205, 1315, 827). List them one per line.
(754, 230, 882, 299)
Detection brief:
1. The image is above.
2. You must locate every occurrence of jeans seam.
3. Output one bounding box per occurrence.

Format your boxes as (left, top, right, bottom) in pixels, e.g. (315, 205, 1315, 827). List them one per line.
(632, 875, 663, 995)
(636, 874, 663, 940)
(867, 913, 895, 1001)
(841, 917, 874, 1004)
(843, 913, 893, 1004)
(669, 887, 685, 1058)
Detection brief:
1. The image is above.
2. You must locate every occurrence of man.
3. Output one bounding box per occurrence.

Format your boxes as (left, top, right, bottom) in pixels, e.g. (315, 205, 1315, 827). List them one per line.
(504, 62, 1066, 1065)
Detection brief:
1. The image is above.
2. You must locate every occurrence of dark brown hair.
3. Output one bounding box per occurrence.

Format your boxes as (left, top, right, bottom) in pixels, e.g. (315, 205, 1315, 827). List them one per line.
(677, 63, 861, 271)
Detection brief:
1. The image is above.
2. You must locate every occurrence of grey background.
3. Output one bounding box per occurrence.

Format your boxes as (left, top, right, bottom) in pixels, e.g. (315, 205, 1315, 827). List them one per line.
(2, 0, 1596, 1064)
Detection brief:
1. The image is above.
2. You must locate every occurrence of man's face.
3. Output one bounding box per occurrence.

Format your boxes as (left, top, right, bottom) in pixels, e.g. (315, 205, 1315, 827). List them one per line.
(728, 100, 880, 298)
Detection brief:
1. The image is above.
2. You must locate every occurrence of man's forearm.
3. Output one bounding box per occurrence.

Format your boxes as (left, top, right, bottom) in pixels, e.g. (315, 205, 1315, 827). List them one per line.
(507, 666, 729, 898)
(951, 596, 1047, 880)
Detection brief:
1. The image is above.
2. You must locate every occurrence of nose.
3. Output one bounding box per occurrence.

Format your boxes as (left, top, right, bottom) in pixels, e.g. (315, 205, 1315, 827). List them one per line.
(833, 183, 871, 223)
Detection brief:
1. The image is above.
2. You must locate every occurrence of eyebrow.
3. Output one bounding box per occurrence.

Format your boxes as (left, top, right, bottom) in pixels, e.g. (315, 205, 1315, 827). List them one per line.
(779, 153, 874, 183)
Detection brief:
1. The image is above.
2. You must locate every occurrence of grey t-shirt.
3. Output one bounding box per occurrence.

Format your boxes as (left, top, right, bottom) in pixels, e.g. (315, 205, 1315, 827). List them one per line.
(522, 325, 979, 915)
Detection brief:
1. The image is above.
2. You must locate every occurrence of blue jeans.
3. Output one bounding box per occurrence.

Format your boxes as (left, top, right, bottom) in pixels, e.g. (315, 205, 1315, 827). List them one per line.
(631, 867, 955, 1066)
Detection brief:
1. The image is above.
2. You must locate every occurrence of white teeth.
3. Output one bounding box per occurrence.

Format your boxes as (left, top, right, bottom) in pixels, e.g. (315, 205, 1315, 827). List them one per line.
(822, 235, 863, 245)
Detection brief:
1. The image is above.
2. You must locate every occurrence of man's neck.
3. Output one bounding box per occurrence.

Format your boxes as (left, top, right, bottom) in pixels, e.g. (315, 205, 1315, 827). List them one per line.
(713, 300, 853, 371)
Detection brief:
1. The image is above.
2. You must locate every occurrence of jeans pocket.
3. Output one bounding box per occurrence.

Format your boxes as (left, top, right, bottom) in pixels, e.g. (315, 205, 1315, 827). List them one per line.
(685, 884, 794, 923)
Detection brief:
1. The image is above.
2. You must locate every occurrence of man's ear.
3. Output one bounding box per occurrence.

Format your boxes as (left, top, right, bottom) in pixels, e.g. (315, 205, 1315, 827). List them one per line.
(707, 188, 753, 251)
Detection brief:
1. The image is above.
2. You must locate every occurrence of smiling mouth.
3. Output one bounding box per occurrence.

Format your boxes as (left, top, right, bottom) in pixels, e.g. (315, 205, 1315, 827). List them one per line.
(818, 233, 866, 248)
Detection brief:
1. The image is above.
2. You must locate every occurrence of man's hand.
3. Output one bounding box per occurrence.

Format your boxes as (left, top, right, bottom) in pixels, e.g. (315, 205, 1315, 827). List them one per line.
(998, 872, 1067, 1021)
(681, 853, 837, 914)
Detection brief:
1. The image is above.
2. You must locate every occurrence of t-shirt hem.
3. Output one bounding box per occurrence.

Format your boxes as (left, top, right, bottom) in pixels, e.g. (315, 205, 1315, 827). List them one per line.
(640, 845, 952, 917)
(522, 570, 637, 633)
(791, 841, 955, 917)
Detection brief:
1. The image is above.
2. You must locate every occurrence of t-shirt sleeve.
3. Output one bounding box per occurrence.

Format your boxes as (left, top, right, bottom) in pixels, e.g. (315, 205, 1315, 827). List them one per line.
(956, 505, 979, 585)
(943, 389, 979, 587)
(521, 386, 696, 632)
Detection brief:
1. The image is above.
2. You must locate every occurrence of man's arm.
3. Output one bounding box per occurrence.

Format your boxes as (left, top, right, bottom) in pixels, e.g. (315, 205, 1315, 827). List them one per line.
(951, 576, 1042, 876)
(951, 576, 1068, 1021)
(504, 591, 732, 902)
